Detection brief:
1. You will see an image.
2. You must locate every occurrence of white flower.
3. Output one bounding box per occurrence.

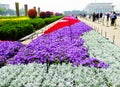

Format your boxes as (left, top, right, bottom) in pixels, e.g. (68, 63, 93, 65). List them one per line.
(0, 30, 120, 86)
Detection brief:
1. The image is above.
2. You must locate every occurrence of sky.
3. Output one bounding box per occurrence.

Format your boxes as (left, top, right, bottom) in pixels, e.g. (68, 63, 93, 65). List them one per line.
(0, 0, 120, 13)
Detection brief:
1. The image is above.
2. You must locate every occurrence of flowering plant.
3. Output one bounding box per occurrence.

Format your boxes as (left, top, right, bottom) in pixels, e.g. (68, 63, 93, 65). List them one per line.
(44, 16, 80, 34)
(0, 41, 24, 67)
(7, 17, 109, 68)
(0, 63, 119, 87)
(1, 17, 120, 87)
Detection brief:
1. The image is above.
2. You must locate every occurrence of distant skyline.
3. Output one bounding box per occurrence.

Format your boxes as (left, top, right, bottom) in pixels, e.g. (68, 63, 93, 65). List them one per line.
(0, 0, 120, 13)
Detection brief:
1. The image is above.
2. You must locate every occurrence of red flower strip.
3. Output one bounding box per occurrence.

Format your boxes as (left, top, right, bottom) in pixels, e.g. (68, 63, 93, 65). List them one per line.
(44, 17, 80, 34)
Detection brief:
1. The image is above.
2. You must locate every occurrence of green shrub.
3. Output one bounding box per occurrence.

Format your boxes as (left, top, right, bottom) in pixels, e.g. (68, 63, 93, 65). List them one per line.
(0, 25, 16, 40)
(0, 16, 62, 40)
(0, 22, 34, 40)
(44, 16, 63, 25)
(28, 18, 45, 29)
(15, 24, 34, 39)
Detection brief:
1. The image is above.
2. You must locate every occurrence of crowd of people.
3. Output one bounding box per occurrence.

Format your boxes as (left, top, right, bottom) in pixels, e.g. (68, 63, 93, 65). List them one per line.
(73, 11, 118, 27)
(90, 11, 117, 26)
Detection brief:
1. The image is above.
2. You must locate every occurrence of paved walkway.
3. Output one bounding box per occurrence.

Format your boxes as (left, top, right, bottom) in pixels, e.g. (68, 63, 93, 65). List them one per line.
(21, 20, 61, 44)
(21, 17, 120, 47)
(78, 17, 120, 47)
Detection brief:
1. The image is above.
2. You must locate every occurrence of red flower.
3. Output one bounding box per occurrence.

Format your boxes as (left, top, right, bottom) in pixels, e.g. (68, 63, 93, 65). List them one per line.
(44, 17, 80, 34)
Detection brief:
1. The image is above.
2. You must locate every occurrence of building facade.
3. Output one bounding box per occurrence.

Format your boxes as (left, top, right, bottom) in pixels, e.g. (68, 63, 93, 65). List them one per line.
(0, 3, 9, 9)
(84, 3, 113, 14)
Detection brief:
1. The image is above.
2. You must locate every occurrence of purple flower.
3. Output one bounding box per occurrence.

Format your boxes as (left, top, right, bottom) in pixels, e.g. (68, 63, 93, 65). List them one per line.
(0, 41, 24, 66)
(5, 17, 109, 68)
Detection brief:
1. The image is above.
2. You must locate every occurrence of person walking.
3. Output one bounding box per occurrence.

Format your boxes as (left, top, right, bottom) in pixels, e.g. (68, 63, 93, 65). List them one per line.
(106, 13, 110, 26)
(92, 12, 96, 22)
(102, 13, 105, 26)
(96, 13, 99, 23)
(113, 11, 117, 29)
(99, 12, 103, 22)
(110, 11, 117, 26)
(106, 13, 110, 22)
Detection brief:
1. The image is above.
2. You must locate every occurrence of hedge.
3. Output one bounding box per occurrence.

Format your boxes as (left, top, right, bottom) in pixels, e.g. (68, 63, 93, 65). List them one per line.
(44, 16, 63, 25)
(0, 16, 63, 41)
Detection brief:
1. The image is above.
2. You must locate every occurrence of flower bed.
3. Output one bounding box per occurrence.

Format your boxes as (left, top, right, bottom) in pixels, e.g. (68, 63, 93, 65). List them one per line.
(0, 40, 6, 42)
(6, 17, 109, 68)
(0, 41, 24, 67)
(0, 62, 119, 87)
(44, 16, 80, 34)
(0, 16, 62, 40)
(0, 17, 29, 22)
(0, 16, 120, 86)
(82, 30, 120, 70)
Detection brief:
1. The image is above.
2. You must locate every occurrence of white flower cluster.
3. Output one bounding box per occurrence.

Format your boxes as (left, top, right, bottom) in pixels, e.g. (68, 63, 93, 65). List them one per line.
(82, 30, 120, 85)
(0, 62, 120, 87)
(82, 30, 120, 67)
(0, 30, 120, 87)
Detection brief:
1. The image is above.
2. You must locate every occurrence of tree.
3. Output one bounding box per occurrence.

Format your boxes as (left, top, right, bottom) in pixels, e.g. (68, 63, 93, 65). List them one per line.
(7, 9, 15, 16)
(0, 7, 7, 15)
(20, 8, 25, 16)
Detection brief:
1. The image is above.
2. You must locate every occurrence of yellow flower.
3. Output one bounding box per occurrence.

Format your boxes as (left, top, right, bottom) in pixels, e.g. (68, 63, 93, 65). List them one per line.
(0, 17, 29, 22)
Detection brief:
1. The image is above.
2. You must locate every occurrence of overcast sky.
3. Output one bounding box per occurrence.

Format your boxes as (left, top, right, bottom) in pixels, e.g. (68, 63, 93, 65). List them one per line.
(0, 0, 120, 13)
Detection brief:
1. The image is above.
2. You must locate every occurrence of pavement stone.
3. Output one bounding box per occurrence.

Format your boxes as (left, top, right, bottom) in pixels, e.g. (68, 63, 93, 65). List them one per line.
(78, 17, 120, 47)
(21, 17, 120, 47)
(21, 19, 61, 45)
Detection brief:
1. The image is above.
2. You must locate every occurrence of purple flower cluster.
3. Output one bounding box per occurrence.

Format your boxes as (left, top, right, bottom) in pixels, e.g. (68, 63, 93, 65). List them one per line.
(7, 21, 109, 68)
(0, 41, 24, 67)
